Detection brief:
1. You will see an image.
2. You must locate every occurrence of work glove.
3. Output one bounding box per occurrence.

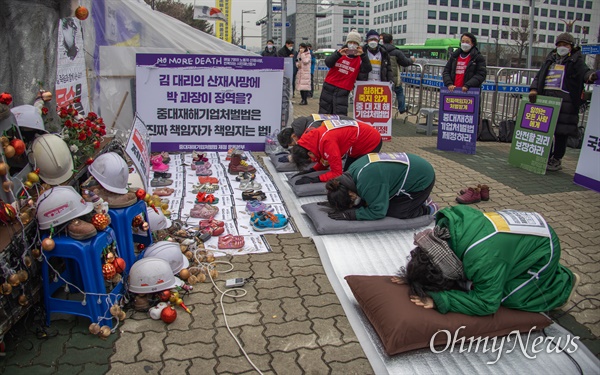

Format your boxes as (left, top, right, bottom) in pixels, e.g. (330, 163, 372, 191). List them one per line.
(278, 155, 291, 163)
(291, 168, 315, 179)
(588, 72, 598, 84)
(528, 89, 537, 103)
(295, 176, 320, 185)
(328, 209, 357, 221)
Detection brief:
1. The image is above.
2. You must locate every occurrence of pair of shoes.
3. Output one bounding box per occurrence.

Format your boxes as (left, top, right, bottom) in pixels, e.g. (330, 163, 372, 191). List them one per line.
(153, 187, 174, 197)
(250, 211, 289, 231)
(237, 180, 262, 190)
(558, 272, 581, 310)
(245, 200, 274, 214)
(547, 157, 562, 171)
(151, 177, 173, 187)
(229, 154, 257, 174)
(458, 184, 490, 202)
(195, 192, 219, 204)
(242, 190, 266, 201)
(226, 148, 247, 161)
(235, 171, 255, 182)
(199, 219, 225, 236)
(67, 219, 98, 240)
(151, 155, 169, 172)
(192, 183, 218, 194)
(424, 197, 440, 216)
(154, 171, 172, 179)
(87, 185, 137, 208)
(191, 160, 212, 170)
(195, 165, 213, 176)
(456, 187, 482, 204)
(218, 234, 245, 249)
(198, 176, 219, 184)
(190, 203, 219, 219)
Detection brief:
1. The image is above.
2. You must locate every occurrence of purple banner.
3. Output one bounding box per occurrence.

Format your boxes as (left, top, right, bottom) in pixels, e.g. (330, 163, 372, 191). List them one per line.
(437, 87, 480, 155)
(521, 103, 553, 133)
(136, 53, 284, 70)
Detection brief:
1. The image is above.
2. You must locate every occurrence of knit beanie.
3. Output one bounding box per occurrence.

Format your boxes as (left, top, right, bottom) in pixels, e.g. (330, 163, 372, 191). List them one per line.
(555, 32, 575, 46)
(366, 29, 379, 41)
(346, 29, 362, 45)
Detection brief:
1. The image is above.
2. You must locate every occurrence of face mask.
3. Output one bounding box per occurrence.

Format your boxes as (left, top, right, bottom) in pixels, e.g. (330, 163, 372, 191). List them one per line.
(368, 41, 378, 49)
(347, 43, 358, 49)
(267, 45, 273, 49)
(288, 46, 293, 51)
(379, 40, 384, 45)
(460, 43, 472, 52)
(556, 46, 570, 56)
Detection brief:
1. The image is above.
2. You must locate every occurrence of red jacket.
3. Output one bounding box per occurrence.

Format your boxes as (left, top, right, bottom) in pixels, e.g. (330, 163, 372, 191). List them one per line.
(298, 120, 382, 181)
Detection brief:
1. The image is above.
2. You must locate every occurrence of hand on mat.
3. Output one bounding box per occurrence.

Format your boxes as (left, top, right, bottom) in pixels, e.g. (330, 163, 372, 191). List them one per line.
(316, 201, 331, 207)
(295, 176, 320, 185)
(410, 295, 435, 309)
(328, 209, 356, 221)
(528, 89, 537, 103)
(291, 168, 315, 179)
(390, 276, 406, 285)
(278, 155, 291, 163)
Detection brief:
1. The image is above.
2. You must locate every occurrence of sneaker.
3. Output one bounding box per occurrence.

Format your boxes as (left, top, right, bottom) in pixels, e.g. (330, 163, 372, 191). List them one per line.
(459, 184, 489, 201)
(424, 198, 439, 216)
(456, 187, 481, 204)
(151, 177, 173, 187)
(558, 272, 581, 310)
(250, 211, 289, 231)
(154, 172, 172, 179)
(547, 158, 562, 171)
(235, 172, 256, 182)
(151, 155, 169, 172)
(245, 200, 274, 214)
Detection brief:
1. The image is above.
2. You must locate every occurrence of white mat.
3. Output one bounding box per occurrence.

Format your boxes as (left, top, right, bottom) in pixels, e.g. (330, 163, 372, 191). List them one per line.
(264, 156, 600, 375)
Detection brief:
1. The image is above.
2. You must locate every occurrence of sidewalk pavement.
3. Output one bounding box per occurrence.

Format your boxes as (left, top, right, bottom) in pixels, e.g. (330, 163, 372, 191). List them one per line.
(1, 91, 598, 373)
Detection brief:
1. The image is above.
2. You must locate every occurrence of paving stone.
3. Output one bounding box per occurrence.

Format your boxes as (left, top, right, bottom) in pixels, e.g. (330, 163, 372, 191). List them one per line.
(189, 357, 219, 373)
(323, 342, 374, 364)
(255, 277, 296, 289)
(110, 332, 142, 363)
(58, 346, 113, 366)
(215, 311, 261, 328)
(239, 325, 268, 353)
(215, 354, 272, 374)
(1, 365, 55, 374)
(312, 318, 344, 346)
(294, 275, 321, 296)
(120, 317, 166, 333)
(328, 357, 377, 374)
(163, 342, 216, 360)
(269, 260, 293, 277)
(31, 333, 68, 365)
(296, 347, 331, 374)
(259, 299, 284, 322)
(269, 350, 302, 375)
(107, 360, 162, 375)
(268, 333, 319, 352)
(264, 320, 312, 337)
(164, 326, 215, 345)
(214, 326, 245, 357)
(257, 286, 299, 300)
(161, 359, 191, 374)
(136, 331, 166, 362)
(81, 363, 111, 375)
(335, 316, 360, 343)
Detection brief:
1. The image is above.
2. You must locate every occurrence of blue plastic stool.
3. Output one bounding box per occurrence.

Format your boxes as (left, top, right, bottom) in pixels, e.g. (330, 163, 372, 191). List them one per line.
(41, 227, 123, 328)
(108, 200, 152, 273)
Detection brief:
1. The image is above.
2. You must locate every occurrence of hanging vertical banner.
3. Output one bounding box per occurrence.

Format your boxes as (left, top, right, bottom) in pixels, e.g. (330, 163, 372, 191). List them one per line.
(215, 0, 231, 42)
(56, 17, 90, 116)
(508, 96, 561, 175)
(136, 53, 284, 152)
(125, 114, 151, 192)
(437, 87, 480, 154)
(574, 89, 600, 192)
(353, 81, 393, 141)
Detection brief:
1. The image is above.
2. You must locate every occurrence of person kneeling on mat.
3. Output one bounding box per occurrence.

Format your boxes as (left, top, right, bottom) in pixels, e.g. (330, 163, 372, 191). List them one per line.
(325, 152, 438, 220)
(394, 205, 580, 315)
(290, 119, 382, 184)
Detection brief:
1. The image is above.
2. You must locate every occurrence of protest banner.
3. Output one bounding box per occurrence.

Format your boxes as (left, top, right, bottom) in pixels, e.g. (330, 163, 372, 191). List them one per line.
(353, 81, 393, 141)
(574, 89, 600, 192)
(125, 115, 151, 191)
(437, 87, 480, 154)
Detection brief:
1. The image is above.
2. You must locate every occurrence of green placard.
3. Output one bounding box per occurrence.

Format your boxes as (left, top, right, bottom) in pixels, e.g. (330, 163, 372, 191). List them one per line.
(508, 96, 562, 174)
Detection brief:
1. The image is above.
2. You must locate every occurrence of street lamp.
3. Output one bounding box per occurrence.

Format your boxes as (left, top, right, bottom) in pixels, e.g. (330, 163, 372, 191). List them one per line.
(241, 9, 256, 48)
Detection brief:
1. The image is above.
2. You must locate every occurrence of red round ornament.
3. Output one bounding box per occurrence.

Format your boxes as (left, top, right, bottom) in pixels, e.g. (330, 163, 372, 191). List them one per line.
(102, 263, 116, 280)
(135, 188, 146, 200)
(113, 257, 126, 273)
(10, 139, 26, 156)
(91, 213, 109, 230)
(75, 6, 89, 20)
(160, 306, 177, 323)
(85, 157, 94, 165)
(158, 290, 171, 302)
(137, 243, 145, 250)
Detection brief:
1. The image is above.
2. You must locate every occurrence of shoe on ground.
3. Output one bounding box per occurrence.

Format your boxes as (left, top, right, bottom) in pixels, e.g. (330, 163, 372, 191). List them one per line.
(558, 272, 581, 310)
(459, 184, 489, 201)
(88, 185, 137, 208)
(547, 157, 562, 171)
(424, 198, 439, 216)
(154, 172, 172, 179)
(456, 187, 481, 204)
(228, 154, 256, 174)
(67, 219, 97, 240)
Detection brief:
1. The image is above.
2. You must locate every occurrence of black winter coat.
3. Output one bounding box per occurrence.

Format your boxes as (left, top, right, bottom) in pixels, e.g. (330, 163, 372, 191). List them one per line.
(442, 47, 487, 90)
(530, 48, 593, 136)
(382, 43, 413, 87)
(261, 47, 277, 57)
(357, 45, 394, 83)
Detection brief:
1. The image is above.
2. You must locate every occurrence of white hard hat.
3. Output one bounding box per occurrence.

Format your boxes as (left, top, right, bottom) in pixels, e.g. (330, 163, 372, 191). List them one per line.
(146, 206, 171, 231)
(142, 241, 189, 274)
(36, 186, 94, 230)
(11, 105, 47, 133)
(127, 258, 177, 294)
(128, 172, 145, 191)
(30, 134, 74, 185)
(89, 152, 129, 194)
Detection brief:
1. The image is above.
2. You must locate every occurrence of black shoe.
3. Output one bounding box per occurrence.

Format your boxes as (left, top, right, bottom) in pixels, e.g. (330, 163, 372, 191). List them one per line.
(154, 172, 172, 179)
(299, 100, 307, 105)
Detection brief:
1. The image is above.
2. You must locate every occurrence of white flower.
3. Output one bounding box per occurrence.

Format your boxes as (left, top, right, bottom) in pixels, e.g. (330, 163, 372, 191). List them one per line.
(70, 144, 79, 153)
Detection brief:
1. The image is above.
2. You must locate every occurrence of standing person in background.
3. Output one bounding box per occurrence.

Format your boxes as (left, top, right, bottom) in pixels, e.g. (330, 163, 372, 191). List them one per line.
(261, 39, 277, 57)
(308, 43, 317, 98)
(278, 39, 297, 95)
(529, 32, 597, 172)
(296, 43, 312, 105)
(380, 33, 416, 114)
(318, 30, 372, 116)
(358, 30, 393, 83)
(442, 32, 487, 92)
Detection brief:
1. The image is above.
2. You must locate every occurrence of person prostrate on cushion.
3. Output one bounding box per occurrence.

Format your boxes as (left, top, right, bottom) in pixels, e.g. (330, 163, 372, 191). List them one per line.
(290, 119, 382, 184)
(325, 152, 438, 221)
(278, 115, 353, 149)
(395, 205, 580, 315)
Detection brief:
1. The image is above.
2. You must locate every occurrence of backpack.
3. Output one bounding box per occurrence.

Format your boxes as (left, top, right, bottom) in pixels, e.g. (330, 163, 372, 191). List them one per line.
(498, 120, 515, 143)
(567, 126, 585, 149)
(477, 119, 498, 142)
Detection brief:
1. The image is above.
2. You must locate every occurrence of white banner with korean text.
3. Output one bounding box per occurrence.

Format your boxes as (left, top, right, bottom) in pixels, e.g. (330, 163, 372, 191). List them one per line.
(125, 115, 151, 192)
(574, 88, 600, 192)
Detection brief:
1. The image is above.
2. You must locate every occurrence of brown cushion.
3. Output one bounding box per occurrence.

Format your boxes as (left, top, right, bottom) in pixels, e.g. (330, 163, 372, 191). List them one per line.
(345, 275, 552, 355)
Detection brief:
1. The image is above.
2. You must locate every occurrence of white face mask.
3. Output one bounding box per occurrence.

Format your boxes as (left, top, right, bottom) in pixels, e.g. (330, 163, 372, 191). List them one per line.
(460, 43, 472, 52)
(267, 45, 273, 49)
(368, 41, 379, 49)
(556, 46, 570, 56)
(288, 45, 294, 50)
(347, 43, 359, 49)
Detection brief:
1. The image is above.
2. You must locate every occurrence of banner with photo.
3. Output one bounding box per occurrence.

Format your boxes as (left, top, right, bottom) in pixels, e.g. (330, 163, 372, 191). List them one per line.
(437, 87, 480, 154)
(353, 81, 393, 141)
(55, 17, 90, 115)
(508, 96, 561, 175)
(125, 114, 151, 192)
(574, 88, 600, 192)
(136, 54, 284, 152)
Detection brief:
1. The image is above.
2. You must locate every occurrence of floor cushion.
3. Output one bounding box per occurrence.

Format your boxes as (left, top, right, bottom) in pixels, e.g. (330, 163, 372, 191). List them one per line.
(287, 171, 328, 197)
(269, 152, 297, 172)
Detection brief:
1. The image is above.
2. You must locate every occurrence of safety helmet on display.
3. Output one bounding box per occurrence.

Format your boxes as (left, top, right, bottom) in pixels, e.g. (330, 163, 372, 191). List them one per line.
(128, 172, 145, 191)
(11, 105, 47, 133)
(36, 186, 94, 230)
(142, 241, 189, 274)
(127, 257, 178, 294)
(88, 152, 129, 194)
(30, 134, 74, 185)
(146, 206, 172, 231)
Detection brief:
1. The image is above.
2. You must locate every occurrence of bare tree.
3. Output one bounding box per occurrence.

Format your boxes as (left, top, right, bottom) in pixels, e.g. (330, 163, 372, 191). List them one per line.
(230, 24, 242, 46)
(144, 0, 214, 34)
(506, 17, 537, 68)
